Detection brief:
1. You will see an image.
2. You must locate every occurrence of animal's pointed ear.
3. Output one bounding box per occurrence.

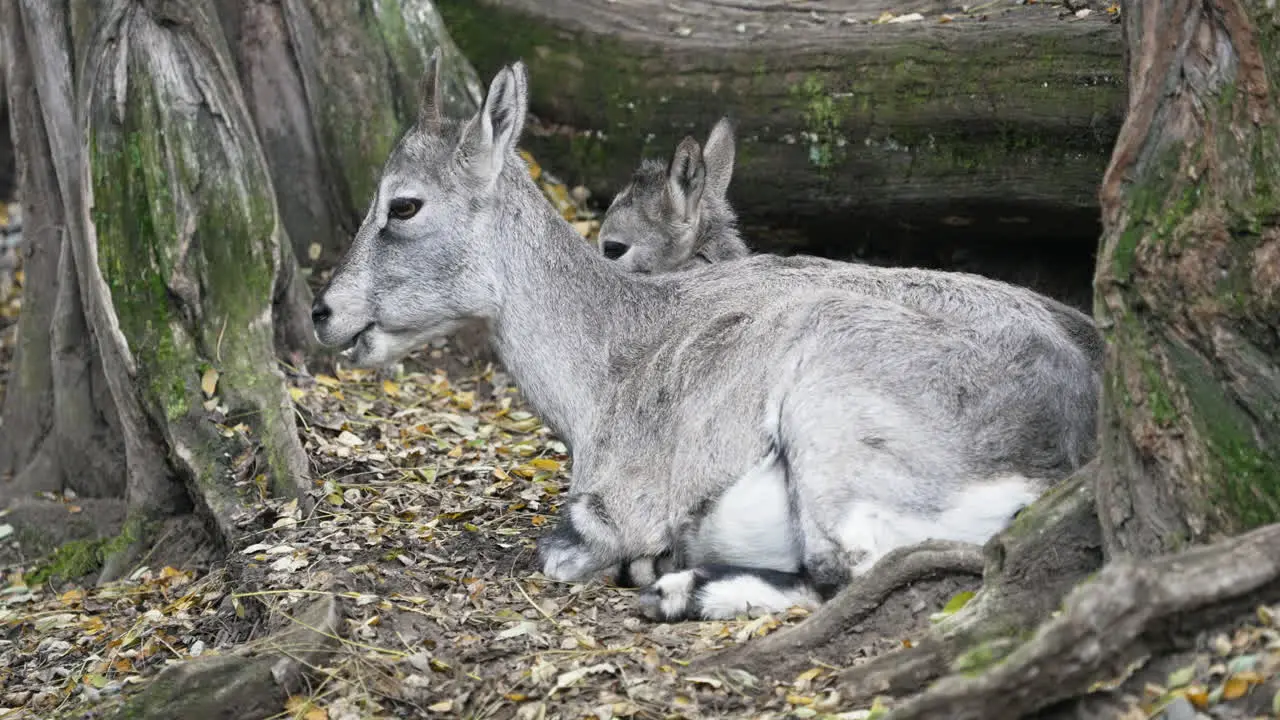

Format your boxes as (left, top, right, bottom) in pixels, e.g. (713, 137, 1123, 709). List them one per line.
(416, 47, 445, 131)
(456, 61, 529, 188)
(702, 117, 736, 201)
(665, 136, 706, 222)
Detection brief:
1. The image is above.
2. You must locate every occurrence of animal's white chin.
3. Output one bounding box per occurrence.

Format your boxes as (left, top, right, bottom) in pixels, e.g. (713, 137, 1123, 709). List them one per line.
(337, 324, 372, 362)
(339, 325, 435, 368)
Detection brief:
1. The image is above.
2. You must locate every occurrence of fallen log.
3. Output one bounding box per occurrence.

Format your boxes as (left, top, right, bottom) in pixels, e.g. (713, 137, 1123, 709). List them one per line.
(436, 0, 1124, 258)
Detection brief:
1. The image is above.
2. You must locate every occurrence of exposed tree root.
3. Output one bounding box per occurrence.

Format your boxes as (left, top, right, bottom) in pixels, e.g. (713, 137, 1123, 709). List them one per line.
(835, 472, 1103, 698)
(704, 540, 984, 675)
(112, 595, 344, 720)
(884, 522, 1280, 720)
(708, 471, 1105, 703)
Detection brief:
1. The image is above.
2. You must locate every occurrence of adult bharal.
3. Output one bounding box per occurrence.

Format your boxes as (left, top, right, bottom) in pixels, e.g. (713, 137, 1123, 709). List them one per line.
(311, 52, 1101, 622)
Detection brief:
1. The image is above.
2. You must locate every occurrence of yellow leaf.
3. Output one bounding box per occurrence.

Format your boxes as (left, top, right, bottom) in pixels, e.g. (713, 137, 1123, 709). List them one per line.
(201, 368, 219, 398)
(1222, 675, 1251, 700)
(288, 387, 306, 402)
(1184, 686, 1210, 708)
(304, 709, 328, 720)
(447, 445, 463, 458)
(531, 515, 548, 527)
(794, 667, 822, 685)
(785, 694, 813, 705)
(493, 467, 511, 481)
(314, 374, 340, 388)
(307, 243, 323, 261)
(382, 380, 400, 397)
(940, 590, 975, 614)
(85, 673, 109, 689)
(520, 150, 542, 180)
(529, 458, 561, 472)
(428, 699, 453, 713)
(59, 588, 85, 606)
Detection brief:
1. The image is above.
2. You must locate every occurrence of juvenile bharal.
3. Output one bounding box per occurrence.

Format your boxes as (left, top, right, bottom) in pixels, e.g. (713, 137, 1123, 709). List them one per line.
(597, 118, 750, 273)
(312, 55, 1100, 622)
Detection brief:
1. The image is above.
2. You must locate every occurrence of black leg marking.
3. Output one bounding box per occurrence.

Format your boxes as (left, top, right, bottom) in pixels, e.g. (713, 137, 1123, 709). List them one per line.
(639, 564, 815, 622)
(536, 492, 620, 581)
(802, 557, 852, 601)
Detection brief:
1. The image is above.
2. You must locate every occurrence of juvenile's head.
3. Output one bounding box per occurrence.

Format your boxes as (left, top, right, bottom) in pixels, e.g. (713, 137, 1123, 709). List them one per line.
(311, 52, 531, 366)
(597, 118, 748, 274)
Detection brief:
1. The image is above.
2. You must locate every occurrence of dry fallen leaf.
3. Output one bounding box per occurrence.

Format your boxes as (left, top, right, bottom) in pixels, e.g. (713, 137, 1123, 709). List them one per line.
(200, 367, 219, 398)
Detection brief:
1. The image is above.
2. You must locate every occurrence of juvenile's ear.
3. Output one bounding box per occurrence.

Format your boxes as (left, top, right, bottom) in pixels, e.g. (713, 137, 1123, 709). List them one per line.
(702, 117, 735, 201)
(456, 61, 529, 187)
(665, 136, 706, 222)
(416, 47, 445, 131)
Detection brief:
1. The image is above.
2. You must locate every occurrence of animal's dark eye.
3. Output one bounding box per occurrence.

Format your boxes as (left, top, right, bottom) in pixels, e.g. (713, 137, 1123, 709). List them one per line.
(388, 198, 423, 220)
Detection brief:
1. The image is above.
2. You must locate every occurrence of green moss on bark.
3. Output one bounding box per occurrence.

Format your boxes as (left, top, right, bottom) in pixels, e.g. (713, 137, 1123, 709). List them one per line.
(28, 515, 153, 584)
(1165, 338, 1280, 530)
(85, 14, 308, 514)
(437, 0, 1121, 204)
(90, 74, 197, 423)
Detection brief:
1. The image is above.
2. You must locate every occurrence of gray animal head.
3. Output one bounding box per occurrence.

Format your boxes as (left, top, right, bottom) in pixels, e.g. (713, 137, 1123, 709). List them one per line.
(311, 50, 531, 367)
(597, 118, 749, 273)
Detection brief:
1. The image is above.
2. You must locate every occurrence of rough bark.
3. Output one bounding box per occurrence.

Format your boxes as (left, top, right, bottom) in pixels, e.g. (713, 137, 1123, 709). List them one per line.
(0, 0, 127, 512)
(888, 522, 1280, 720)
(0, 0, 312, 580)
(1092, 0, 1280, 555)
(112, 595, 343, 720)
(437, 0, 1124, 259)
(216, 0, 483, 270)
(81, 0, 312, 539)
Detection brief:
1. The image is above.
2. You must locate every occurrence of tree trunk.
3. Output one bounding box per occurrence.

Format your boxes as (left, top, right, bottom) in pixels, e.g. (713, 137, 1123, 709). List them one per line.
(0, 0, 311, 579)
(437, 0, 1125, 261)
(0, 0, 129, 553)
(0, 0, 501, 579)
(711, 0, 1280, 714)
(216, 0, 484, 271)
(1091, 0, 1280, 555)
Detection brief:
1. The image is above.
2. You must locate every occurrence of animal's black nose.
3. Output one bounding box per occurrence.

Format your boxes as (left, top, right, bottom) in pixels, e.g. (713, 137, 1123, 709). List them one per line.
(602, 240, 629, 260)
(311, 298, 332, 326)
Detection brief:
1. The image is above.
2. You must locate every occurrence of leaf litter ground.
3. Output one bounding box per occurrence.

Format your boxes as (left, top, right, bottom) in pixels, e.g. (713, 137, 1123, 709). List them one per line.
(2, 169, 1280, 719)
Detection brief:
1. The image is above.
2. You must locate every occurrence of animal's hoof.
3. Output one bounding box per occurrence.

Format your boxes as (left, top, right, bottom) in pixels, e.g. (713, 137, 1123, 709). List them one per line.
(638, 570, 698, 623)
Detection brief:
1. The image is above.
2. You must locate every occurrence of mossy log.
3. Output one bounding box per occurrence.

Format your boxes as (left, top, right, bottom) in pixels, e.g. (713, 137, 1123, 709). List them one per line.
(437, 0, 1125, 257)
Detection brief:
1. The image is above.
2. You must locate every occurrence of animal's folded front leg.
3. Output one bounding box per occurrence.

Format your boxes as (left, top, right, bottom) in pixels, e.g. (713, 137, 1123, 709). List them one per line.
(536, 492, 627, 582)
(638, 565, 821, 622)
